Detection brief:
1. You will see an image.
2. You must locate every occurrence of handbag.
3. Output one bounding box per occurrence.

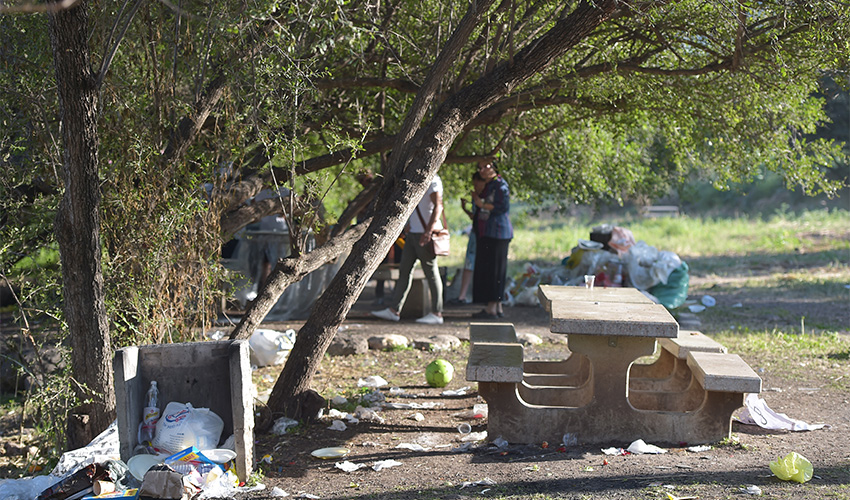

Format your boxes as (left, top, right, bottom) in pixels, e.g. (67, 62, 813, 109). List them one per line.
(415, 205, 450, 256)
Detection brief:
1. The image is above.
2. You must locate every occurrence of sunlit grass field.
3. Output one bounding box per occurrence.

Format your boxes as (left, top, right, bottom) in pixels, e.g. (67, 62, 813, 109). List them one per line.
(442, 206, 850, 279)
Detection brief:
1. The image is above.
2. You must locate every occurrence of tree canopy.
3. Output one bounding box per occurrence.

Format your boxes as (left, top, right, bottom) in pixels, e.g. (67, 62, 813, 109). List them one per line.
(1, 0, 848, 443)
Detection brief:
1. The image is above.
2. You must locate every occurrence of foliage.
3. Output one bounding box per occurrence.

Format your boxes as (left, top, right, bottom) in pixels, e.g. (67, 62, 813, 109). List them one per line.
(2, 1, 849, 349)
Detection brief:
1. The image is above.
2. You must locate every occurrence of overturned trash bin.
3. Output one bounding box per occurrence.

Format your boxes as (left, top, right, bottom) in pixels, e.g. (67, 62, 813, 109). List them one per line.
(113, 340, 254, 482)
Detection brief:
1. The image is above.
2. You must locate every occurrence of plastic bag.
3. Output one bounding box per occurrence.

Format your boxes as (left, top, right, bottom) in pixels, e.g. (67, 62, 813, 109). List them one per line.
(153, 402, 224, 454)
(648, 262, 689, 309)
(770, 452, 813, 483)
(249, 329, 295, 367)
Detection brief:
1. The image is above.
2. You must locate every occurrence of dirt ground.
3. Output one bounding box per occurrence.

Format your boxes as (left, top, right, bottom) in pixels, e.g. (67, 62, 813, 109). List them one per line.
(237, 272, 850, 500)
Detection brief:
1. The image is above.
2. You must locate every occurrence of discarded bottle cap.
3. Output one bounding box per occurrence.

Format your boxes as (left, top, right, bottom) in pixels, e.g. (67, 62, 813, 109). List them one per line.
(457, 423, 472, 434)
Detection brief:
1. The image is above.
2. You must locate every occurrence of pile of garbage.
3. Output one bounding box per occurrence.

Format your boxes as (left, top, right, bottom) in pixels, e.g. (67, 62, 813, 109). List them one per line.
(505, 224, 689, 310)
(0, 381, 248, 500)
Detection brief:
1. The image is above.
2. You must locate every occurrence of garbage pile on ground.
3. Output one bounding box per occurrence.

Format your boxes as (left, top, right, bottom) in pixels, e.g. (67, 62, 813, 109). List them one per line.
(505, 224, 690, 310)
(0, 380, 253, 500)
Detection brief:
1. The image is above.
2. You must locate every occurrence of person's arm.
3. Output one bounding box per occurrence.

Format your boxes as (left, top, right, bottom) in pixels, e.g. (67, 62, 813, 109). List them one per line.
(488, 180, 510, 215)
(419, 191, 442, 245)
(472, 184, 495, 212)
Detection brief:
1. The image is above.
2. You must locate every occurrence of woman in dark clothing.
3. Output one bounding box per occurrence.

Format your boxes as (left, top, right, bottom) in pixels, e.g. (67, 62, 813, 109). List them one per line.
(471, 160, 513, 319)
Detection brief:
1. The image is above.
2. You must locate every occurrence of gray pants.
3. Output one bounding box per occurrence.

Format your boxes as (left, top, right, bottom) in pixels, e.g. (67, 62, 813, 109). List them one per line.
(390, 232, 443, 315)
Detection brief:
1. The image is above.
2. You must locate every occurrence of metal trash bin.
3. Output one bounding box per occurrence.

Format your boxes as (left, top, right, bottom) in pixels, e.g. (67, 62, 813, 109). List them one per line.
(113, 340, 254, 481)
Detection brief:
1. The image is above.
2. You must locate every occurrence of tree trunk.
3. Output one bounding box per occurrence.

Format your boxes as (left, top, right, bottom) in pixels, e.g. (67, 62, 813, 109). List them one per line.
(265, 0, 618, 420)
(49, 0, 116, 449)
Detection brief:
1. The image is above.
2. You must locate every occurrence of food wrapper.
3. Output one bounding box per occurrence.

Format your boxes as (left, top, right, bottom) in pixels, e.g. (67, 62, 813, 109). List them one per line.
(769, 451, 813, 483)
(37, 463, 110, 500)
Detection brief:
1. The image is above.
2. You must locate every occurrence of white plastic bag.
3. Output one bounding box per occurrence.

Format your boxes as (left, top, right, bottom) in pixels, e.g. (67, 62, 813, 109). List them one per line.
(154, 402, 224, 453)
(249, 329, 295, 367)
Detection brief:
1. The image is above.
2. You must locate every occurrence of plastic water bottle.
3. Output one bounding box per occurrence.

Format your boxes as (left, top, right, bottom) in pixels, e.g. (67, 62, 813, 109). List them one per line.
(139, 381, 160, 445)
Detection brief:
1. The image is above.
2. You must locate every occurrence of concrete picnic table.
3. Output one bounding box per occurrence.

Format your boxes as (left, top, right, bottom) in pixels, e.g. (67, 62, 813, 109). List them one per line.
(467, 285, 760, 446)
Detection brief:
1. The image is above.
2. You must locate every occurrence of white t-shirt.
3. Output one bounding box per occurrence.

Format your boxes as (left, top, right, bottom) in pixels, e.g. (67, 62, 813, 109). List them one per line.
(407, 175, 443, 233)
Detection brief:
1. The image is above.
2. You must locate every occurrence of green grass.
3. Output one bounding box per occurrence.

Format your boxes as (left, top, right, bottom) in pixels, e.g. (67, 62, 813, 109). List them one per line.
(712, 330, 849, 391)
(441, 207, 849, 278)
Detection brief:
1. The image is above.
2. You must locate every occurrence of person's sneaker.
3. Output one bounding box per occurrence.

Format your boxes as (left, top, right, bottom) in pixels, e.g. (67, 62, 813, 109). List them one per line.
(371, 308, 400, 322)
(415, 313, 444, 325)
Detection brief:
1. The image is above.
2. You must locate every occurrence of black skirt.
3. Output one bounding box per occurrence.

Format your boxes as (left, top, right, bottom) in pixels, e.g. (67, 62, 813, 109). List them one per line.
(472, 237, 511, 304)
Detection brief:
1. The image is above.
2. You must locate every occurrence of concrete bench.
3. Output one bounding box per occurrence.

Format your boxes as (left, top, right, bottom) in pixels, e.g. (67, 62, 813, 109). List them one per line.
(641, 205, 680, 218)
(630, 330, 727, 391)
(372, 264, 446, 319)
(469, 322, 519, 344)
(687, 351, 762, 393)
(466, 342, 524, 383)
(630, 350, 761, 413)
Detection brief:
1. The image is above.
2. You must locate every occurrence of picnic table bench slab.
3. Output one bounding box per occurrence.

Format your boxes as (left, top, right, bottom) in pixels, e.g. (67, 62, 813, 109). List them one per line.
(466, 342, 523, 383)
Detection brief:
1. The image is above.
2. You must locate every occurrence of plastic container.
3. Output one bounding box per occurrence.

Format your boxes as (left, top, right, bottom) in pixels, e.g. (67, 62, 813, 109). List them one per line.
(138, 381, 160, 445)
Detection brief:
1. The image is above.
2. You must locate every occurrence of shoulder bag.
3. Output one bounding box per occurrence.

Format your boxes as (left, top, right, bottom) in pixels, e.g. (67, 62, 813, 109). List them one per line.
(415, 205, 450, 256)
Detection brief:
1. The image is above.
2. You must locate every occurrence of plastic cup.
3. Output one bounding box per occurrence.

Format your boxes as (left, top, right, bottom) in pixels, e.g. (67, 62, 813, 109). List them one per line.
(584, 275, 595, 290)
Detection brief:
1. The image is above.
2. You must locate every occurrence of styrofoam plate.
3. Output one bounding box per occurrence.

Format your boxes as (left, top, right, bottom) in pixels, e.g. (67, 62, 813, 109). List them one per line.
(128, 454, 162, 480)
(310, 447, 349, 459)
(201, 448, 237, 463)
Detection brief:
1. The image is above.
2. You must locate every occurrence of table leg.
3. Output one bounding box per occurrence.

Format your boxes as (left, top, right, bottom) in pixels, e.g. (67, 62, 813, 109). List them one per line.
(567, 335, 656, 412)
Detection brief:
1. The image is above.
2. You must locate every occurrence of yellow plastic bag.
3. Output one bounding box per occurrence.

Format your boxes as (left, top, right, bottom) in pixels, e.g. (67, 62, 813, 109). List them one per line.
(769, 452, 813, 483)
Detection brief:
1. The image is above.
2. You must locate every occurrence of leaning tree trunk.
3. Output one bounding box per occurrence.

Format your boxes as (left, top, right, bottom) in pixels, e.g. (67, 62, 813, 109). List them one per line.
(265, 0, 618, 419)
(49, 0, 116, 449)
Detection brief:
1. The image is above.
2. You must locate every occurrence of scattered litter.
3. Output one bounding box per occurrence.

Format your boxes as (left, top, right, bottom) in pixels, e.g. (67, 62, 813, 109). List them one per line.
(382, 401, 439, 410)
(335, 461, 367, 472)
(361, 390, 386, 403)
(204, 330, 226, 340)
(353, 406, 384, 423)
(249, 329, 295, 367)
(311, 447, 349, 459)
(460, 431, 487, 442)
(687, 445, 712, 453)
(357, 376, 388, 388)
(738, 394, 828, 431)
(441, 386, 471, 396)
(395, 443, 429, 452)
(457, 423, 472, 434)
(459, 478, 496, 489)
(330, 396, 348, 406)
(687, 304, 706, 313)
(453, 404, 488, 419)
(740, 484, 762, 495)
(451, 442, 475, 453)
(626, 439, 667, 454)
(700, 295, 716, 307)
(260, 454, 273, 464)
(410, 412, 425, 422)
(770, 452, 813, 483)
(601, 447, 628, 456)
(732, 302, 743, 308)
(272, 417, 299, 435)
(562, 433, 578, 447)
(372, 459, 403, 471)
(666, 493, 698, 500)
(328, 420, 347, 431)
(491, 436, 509, 449)
(271, 486, 290, 497)
(360, 441, 381, 447)
(296, 492, 320, 499)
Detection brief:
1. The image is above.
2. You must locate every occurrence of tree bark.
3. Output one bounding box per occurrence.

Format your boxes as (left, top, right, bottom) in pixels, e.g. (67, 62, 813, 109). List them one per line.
(48, 0, 116, 449)
(265, 0, 618, 420)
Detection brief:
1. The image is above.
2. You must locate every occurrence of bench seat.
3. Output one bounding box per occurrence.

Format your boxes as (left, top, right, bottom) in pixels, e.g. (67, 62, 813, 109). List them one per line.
(630, 330, 727, 388)
(466, 342, 523, 383)
(687, 351, 762, 393)
(660, 329, 727, 359)
(469, 322, 518, 344)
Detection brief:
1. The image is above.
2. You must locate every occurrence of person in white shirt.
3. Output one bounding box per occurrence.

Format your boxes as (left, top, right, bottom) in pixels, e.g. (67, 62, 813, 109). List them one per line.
(371, 175, 445, 325)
